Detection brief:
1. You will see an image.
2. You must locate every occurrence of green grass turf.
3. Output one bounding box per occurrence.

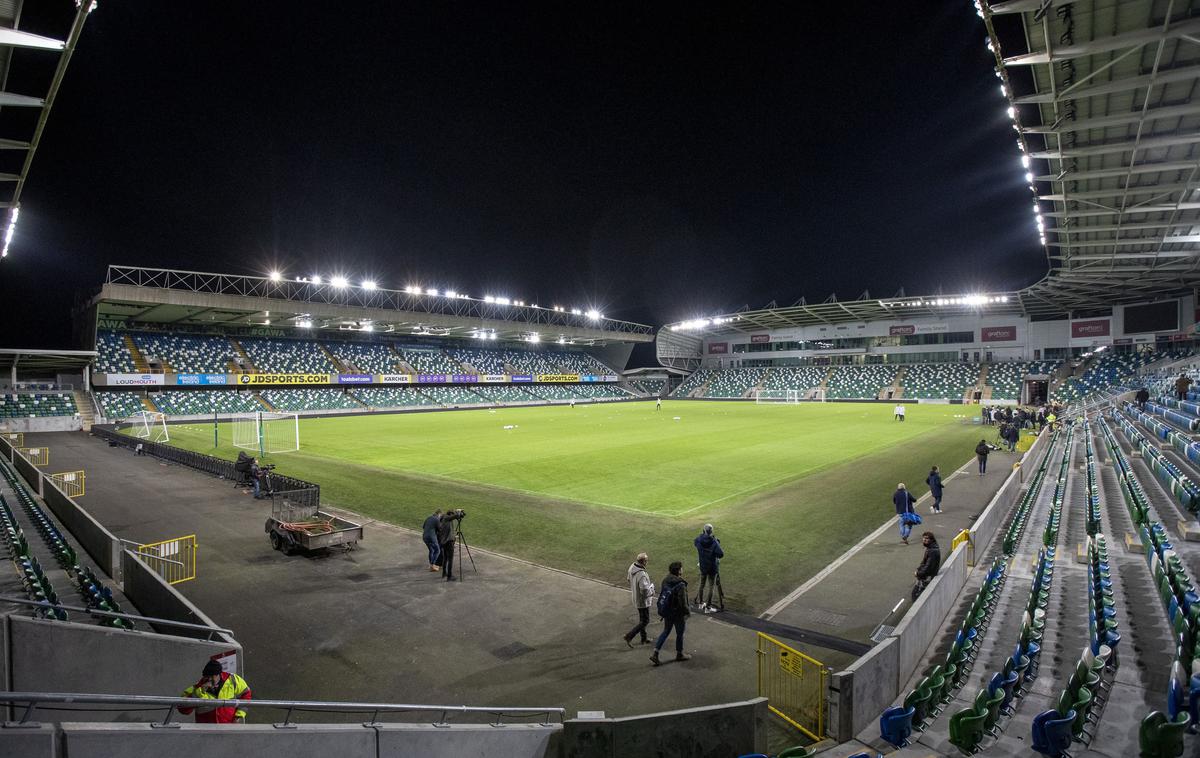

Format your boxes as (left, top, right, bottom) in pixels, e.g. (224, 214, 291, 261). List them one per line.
(159, 401, 987, 612)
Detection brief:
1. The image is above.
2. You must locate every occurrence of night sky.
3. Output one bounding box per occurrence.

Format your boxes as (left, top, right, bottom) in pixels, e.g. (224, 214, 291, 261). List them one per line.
(0, 2, 1044, 361)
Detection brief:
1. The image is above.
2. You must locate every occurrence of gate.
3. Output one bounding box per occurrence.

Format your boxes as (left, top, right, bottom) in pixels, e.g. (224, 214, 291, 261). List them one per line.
(136, 534, 197, 584)
(17, 447, 48, 465)
(756, 632, 828, 740)
(48, 470, 85, 498)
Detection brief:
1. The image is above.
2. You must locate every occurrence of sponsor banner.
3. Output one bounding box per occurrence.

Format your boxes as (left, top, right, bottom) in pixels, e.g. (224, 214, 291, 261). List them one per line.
(604, 375, 619, 382)
(889, 323, 949, 336)
(1114, 338, 1133, 345)
(889, 325, 915, 336)
(337, 374, 374, 384)
(537, 374, 582, 383)
(417, 374, 448, 384)
(707, 342, 729, 354)
(750, 334, 771, 344)
(510, 374, 534, 383)
(980, 325, 1017, 342)
(378, 374, 413, 384)
(1071, 318, 1111, 339)
(236, 373, 330, 385)
(480, 374, 509, 383)
(176, 373, 229, 386)
(451, 374, 479, 383)
(103, 373, 166, 386)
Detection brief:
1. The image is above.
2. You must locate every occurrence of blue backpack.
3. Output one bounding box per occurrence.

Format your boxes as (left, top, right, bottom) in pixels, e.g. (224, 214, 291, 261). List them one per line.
(657, 581, 679, 618)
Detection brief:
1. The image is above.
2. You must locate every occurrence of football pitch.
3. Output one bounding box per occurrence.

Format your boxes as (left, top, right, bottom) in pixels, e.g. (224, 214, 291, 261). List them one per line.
(161, 401, 988, 611)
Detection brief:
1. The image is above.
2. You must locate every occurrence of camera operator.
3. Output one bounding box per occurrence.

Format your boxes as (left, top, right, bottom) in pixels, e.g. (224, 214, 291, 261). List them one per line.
(436, 509, 466, 582)
(234, 451, 252, 486)
(250, 458, 275, 500)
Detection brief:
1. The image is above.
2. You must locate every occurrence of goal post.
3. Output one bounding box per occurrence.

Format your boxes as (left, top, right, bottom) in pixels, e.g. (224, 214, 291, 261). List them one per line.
(755, 389, 801, 404)
(232, 411, 299, 456)
(129, 410, 169, 443)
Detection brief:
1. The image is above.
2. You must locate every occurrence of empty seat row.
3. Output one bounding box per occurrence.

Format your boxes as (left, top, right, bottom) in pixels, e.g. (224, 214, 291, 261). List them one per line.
(1146, 400, 1200, 433)
(1041, 427, 1074, 548)
(328, 341, 400, 374)
(632, 379, 666, 396)
(351, 387, 437, 408)
(152, 390, 261, 416)
(759, 366, 827, 392)
(261, 388, 363, 411)
(134, 333, 233, 373)
(1083, 431, 1101, 536)
(1001, 430, 1060, 554)
(0, 392, 77, 418)
(826, 365, 897, 399)
(0, 493, 65, 620)
(240, 337, 336, 373)
(901, 363, 980, 400)
(1115, 407, 1200, 515)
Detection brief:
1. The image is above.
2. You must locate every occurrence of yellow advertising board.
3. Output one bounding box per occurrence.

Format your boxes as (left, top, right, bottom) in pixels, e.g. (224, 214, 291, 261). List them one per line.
(236, 373, 331, 385)
(536, 374, 581, 383)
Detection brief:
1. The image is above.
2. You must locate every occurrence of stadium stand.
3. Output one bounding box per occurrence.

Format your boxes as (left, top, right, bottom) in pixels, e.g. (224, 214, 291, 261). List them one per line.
(565, 384, 629, 399)
(95, 330, 137, 373)
(984, 362, 1026, 401)
(420, 386, 484, 405)
(826, 364, 897, 400)
(327, 341, 401, 373)
(151, 390, 261, 416)
(701, 368, 767, 398)
(133, 333, 233, 373)
(448, 346, 506, 374)
(472, 385, 539, 404)
(0, 392, 77, 418)
(95, 392, 146, 420)
(1053, 351, 1181, 405)
(261, 388, 363, 411)
(351, 387, 436, 408)
(554, 351, 613, 375)
(397, 348, 464, 374)
(239, 337, 337, 374)
(900, 363, 980, 400)
(672, 369, 713, 397)
(760, 366, 827, 393)
(632, 378, 667, 396)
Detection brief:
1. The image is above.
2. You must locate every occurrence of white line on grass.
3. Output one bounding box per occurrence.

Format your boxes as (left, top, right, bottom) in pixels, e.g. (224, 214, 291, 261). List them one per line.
(758, 457, 976, 621)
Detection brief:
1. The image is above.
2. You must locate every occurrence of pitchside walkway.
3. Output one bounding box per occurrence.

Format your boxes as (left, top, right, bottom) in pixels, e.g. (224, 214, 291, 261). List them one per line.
(762, 447, 1018, 645)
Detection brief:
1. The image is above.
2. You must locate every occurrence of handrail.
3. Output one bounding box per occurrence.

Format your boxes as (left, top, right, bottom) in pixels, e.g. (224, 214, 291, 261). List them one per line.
(118, 538, 186, 568)
(0, 691, 566, 727)
(0, 595, 233, 639)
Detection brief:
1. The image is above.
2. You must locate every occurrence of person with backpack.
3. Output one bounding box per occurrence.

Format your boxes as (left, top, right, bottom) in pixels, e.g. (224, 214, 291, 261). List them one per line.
(975, 439, 991, 476)
(623, 552, 655, 647)
(893, 483, 918, 545)
(650, 561, 691, 666)
(693, 523, 725, 611)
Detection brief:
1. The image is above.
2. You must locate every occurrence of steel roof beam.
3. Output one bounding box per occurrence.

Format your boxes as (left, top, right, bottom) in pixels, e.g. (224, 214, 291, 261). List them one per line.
(0, 28, 66, 51)
(1003, 18, 1200, 66)
(1044, 220, 1200, 233)
(988, 0, 1076, 13)
(1014, 64, 1200, 105)
(1022, 103, 1200, 134)
(1037, 160, 1200, 182)
(1030, 132, 1200, 159)
(1039, 183, 1199, 202)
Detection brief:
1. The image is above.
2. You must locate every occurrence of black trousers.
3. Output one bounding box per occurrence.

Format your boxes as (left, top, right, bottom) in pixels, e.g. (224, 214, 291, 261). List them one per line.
(625, 606, 650, 642)
(441, 540, 455, 578)
(697, 571, 724, 607)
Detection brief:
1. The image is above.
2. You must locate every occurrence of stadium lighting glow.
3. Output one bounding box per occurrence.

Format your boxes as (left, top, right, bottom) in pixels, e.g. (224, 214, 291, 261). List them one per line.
(488, 331, 497, 340)
(484, 295, 495, 303)
(362, 280, 377, 290)
(311, 275, 322, 285)
(1024, 172, 1034, 183)
(269, 271, 282, 282)
(298, 320, 313, 328)
(426, 287, 439, 296)
(496, 297, 511, 306)
(1000, 295, 1009, 303)
(586, 309, 601, 320)
(0, 206, 17, 258)
(331, 276, 349, 288)
(528, 333, 540, 342)
(405, 285, 419, 294)
(1006, 106, 1014, 119)
(1021, 155, 1031, 169)
(444, 290, 457, 298)
(571, 308, 582, 315)
(557, 336, 566, 344)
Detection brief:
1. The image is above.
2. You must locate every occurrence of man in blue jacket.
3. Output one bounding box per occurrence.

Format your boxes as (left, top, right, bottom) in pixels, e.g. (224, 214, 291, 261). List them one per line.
(693, 523, 725, 611)
(894, 483, 917, 545)
(421, 510, 442, 572)
(925, 466, 944, 514)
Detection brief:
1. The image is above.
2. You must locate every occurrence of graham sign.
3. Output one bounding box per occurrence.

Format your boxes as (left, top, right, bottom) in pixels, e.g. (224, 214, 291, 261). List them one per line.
(707, 342, 729, 354)
(889, 323, 948, 336)
(1071, 319, 1111, 338)
(237, 373, 329, 385)
(980, 325, 1017, 342)
(750, 334, 770, 344)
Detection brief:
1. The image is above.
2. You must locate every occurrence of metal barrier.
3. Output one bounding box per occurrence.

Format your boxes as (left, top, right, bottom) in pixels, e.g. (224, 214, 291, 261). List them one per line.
(136, 534, 197, 584)
(91, 425, 320, 507)
(951, 528, 974, 567)
(755, 631, 827, 740)
(1, 431, 23, 447)
(16, 447, 48, 465)
(48, 470, 85, 497)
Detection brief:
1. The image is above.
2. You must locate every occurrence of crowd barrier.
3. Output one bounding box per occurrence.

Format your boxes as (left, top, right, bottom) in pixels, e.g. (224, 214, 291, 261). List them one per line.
(121, 550, 231, 641)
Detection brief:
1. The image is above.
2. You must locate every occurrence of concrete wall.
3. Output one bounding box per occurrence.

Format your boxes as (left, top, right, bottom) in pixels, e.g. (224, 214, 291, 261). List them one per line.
(560, 697, 767, 758)
(377, 723, 559, 757)
(6, 614, 241, 721)
(120, 550, 233, 643)
(0, 434, 11, 461)
(0, 417, 83, 433)
(828, 639, 897, 742)
(39, 478, 121, 580)
(12, 450, 42, 497)
(0, 723, 57, 758)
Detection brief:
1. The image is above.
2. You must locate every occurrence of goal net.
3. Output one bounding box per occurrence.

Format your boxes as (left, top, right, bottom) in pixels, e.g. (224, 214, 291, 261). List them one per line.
(755, 389, 801, 404)
(129, 410, 169, 443)
(232, 411, 299, 455)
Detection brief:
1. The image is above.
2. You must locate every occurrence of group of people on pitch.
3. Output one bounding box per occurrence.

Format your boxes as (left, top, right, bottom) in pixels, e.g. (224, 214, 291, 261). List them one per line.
(623, 523, 725, 666)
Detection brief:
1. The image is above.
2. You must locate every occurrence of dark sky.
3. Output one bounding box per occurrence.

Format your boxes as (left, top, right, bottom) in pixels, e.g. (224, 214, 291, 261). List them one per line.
(0, 2, 1045, 358)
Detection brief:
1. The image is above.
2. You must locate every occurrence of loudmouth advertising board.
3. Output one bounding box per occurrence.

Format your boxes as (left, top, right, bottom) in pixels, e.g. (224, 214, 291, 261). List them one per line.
(101, 373, 165, 386)
(236, 373, 330, 385)
(336, 374, 374, 384)
(177, 374, 228, 386)
(536, 374, 582, 383)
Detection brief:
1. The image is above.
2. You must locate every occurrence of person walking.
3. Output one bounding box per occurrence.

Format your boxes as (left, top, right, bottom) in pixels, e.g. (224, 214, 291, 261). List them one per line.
(925, 466, 944, 514)
(656, 397, 662, 411)
(421, 510, 442, 572)
(894, 483, 917, 545)
(623, 552, 655, 647)
(975, 439, 990, 476)
(179, 660, 252, 724)
(650, 561, 691, 666)
(693, 523, 725, 611)
(436, 509, 465, 581)
(911, 532, 941, 601)
(1136, 387, 1150, 410)
(894, 403, 906, 421)
(1006, 422, 1020, 452)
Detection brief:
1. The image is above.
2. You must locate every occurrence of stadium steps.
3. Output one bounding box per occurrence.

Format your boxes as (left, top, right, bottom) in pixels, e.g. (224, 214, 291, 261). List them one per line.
(254, 392, 276, 412)
(140, 396, 158, 413)
(229, 339, 256, 372)
(73, 391, 95, 431)
(819, 366, 834, 391)
(123, 335, 150, 373)
(893, 366, 907, 400)
(397, 358, 417, 374)
(320, 343, 348, 372)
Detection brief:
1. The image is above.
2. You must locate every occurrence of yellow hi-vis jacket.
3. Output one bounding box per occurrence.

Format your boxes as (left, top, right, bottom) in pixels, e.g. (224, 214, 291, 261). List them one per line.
(180, 672, 252, 723)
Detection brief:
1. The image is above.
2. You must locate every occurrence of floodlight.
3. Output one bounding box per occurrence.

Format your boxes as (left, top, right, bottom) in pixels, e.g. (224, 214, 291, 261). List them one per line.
(0, 206, 18, 258)
(586, 309, 601, 320)
(1000, 296, 1009, 302)
(445, 290, 457, 298)
(331, 276, 348, 288)
(496, 297, 511, 306)
(269, 270, 282, 282)
(405, 285, 419, 294)
(1024, 172, 1034, 183)
(484, 295, 496, 303)
(298, 320, 313, 328)
(1006, 106, 1014, 119)
(1021, 155, 1031, 169)
(264, 319, 270, 325)
(528, 334, 540, 342)
(362, 323, 374, 331)
(488, 331, 498, 340)
(557, 336, 566, 344)
(571, 308, 582, 315)
(311, 275, 322, 285)
(426, 287, 439, 296)
(362, 280, 377, 290)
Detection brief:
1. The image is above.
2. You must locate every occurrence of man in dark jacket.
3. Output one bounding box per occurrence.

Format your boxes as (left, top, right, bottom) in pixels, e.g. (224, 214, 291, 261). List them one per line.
(1136, 387, 1150, 409)
(436, 509, 465, 581)
(693, 524, 725, 611)
(650, 561, 691, 666)
(894, 483, 917, 544)
(421, 510, 442, 572)
(975, 439, 990, 476)
(1176, 373, 1193, 401)
(925, 466, 944, 514)
(912, 532, 941, 601)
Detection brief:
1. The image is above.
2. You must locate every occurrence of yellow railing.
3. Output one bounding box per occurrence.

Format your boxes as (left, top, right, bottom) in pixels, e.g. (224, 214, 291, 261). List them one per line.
(136, 534, 197, 584)
(17, 447, 48, 466)
(952, 528, 974, 567)
(49, 470, 85, 498)
(1, 432, 22, 447)
(756, 631, 827, 740)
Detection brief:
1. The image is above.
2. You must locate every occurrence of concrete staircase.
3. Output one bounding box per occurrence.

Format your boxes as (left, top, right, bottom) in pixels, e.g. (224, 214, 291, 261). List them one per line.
(254, 393, 275, 412)
(229, 339, 256, 373)
(387, 345, 405, 373)
(123, 335, 150, 373)
(140, 396, 158, 412)
(72, 390, 96, 431)
(319, 343, 347, 372)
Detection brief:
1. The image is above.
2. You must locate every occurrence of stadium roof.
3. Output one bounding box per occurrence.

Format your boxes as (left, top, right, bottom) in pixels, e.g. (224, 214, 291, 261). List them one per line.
(86, 266, 655, 345)
(0, 0, 96, 258)
(984, 0, 1200, 312)
(0, 347, 95, 373)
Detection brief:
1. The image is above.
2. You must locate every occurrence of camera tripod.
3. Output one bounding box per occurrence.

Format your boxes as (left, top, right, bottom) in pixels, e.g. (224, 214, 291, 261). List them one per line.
(454, 525, 477, 581)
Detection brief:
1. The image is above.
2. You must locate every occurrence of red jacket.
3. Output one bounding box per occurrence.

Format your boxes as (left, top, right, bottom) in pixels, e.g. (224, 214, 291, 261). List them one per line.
(179, 672, 252, 723)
